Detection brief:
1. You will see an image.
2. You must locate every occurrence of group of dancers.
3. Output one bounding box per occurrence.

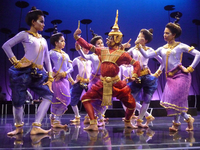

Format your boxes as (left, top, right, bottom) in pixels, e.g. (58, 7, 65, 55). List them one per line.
(2, 7, 200, 137)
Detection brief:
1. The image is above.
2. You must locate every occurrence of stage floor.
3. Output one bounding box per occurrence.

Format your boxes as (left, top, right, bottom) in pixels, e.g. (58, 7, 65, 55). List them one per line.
(0, 113, 200, 150)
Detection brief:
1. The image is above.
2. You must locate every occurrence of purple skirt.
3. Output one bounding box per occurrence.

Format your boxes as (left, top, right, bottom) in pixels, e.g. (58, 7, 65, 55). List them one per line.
(160, 69, 191, 116)
(51, 78, 71, 116)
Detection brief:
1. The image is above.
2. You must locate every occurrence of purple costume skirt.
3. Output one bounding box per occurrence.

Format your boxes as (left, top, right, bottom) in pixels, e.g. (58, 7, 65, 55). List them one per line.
(160, 69, 191, 116)
(51, 78, 71, 116)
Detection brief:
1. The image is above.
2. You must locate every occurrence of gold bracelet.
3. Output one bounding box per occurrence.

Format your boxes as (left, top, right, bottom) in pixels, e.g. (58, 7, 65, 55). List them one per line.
(48, 77, 54, 82)
(48, 72, 53, 78)
(32, 122, 42, 127)
(9, 56, 19, 65)
(48, 72, 54, 82)
(14, 62, 22, 69)
(187, 66, 194, 73)
(132, 73, 138, 78)
(62, 72, 67, 78)
(74, 34, 80, 41)
(130, 59, 136, 65)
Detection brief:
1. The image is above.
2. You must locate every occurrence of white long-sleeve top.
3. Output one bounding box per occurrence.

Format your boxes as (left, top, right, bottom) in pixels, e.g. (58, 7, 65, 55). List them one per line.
(139, 43, 200, 72)
(77, 50, 101, 75)
(127, 46, 163, 71)
(2, 31, 52, 72)
(50, 49, 73, 78)
(72, 56, 92, 81)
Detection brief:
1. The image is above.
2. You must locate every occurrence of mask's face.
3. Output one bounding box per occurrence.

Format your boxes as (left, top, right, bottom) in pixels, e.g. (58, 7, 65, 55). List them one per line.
(106, 36, 115, 47)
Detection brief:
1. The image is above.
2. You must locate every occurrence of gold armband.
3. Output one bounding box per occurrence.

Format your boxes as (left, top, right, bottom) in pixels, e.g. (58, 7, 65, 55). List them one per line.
(9, 56, 19, 65)
(74, 34, 80, 41)
(90, 46, 95, 53)
(188, 46, 194, 52)
(187, 66, 194, 73)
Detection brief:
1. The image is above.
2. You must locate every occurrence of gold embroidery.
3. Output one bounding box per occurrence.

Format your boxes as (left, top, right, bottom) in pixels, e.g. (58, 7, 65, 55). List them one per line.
(101, 48, 124, 65)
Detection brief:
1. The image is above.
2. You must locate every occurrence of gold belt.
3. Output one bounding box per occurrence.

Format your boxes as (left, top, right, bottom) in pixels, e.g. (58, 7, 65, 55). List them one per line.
(100, 75, 120, 83)
(16, 57, 43, 70)
(167, 67, 180, 77)
(31, 63, 43, 70)
(76, 75, 89, 83)
(100, 75, 120, 106)
(140, 68, 149, 76)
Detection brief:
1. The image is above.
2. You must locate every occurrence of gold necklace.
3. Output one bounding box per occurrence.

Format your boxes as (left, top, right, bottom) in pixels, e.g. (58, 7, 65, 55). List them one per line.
(26, 30, 41, 38)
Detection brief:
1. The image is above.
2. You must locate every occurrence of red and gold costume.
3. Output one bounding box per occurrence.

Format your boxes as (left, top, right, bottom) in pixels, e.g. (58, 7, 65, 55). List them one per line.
(76, 37, 140, 121)
(74, 10, 140, 129)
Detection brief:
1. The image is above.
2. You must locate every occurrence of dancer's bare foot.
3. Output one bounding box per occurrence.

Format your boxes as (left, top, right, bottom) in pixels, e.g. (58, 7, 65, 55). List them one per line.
(124, 121, 138, 129)
(84, 124, 98, 131)
(51, 122, 68, 128)
(145, 115, 155, 126)
(136, 119, 148, 128)
(7, 128, 23, 136)
(30, 127, 51, 135)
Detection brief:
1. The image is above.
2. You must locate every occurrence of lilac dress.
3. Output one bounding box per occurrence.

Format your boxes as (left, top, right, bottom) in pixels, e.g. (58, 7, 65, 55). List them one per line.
(50, 49, 73, 116)
(139, 43, 200, 116)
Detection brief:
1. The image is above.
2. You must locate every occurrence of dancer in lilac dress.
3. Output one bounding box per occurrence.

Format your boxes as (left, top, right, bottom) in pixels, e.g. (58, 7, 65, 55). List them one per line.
(137, 17, 200, 131)
(49, 28, 74, 128)
(2, 7, 54, 135)
(127, 29, 163, 128)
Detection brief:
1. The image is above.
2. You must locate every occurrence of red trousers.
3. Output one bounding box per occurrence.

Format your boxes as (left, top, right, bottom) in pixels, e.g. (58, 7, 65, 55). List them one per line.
(81, 80, 136, 120)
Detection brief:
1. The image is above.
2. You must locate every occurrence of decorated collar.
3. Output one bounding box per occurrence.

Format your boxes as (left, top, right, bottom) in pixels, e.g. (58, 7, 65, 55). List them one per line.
(26, 30, 42, 38)
(163, 42, 181, 49)
(53, 49, 65, 54)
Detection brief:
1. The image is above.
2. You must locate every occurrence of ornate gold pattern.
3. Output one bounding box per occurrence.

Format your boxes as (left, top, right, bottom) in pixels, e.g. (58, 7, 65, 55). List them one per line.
(100, 75, 120, 106)
(101, 48, 124, 65)
(165, 42, 181, 77)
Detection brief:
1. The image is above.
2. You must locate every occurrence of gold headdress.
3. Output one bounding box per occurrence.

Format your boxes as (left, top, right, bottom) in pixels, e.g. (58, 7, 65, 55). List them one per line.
(108, 10, 123, 44)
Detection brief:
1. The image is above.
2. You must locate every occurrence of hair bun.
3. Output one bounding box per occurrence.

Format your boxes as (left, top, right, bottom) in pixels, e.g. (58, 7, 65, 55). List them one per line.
(148, 28, 153, 34)
(31, 6, 37, 11)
